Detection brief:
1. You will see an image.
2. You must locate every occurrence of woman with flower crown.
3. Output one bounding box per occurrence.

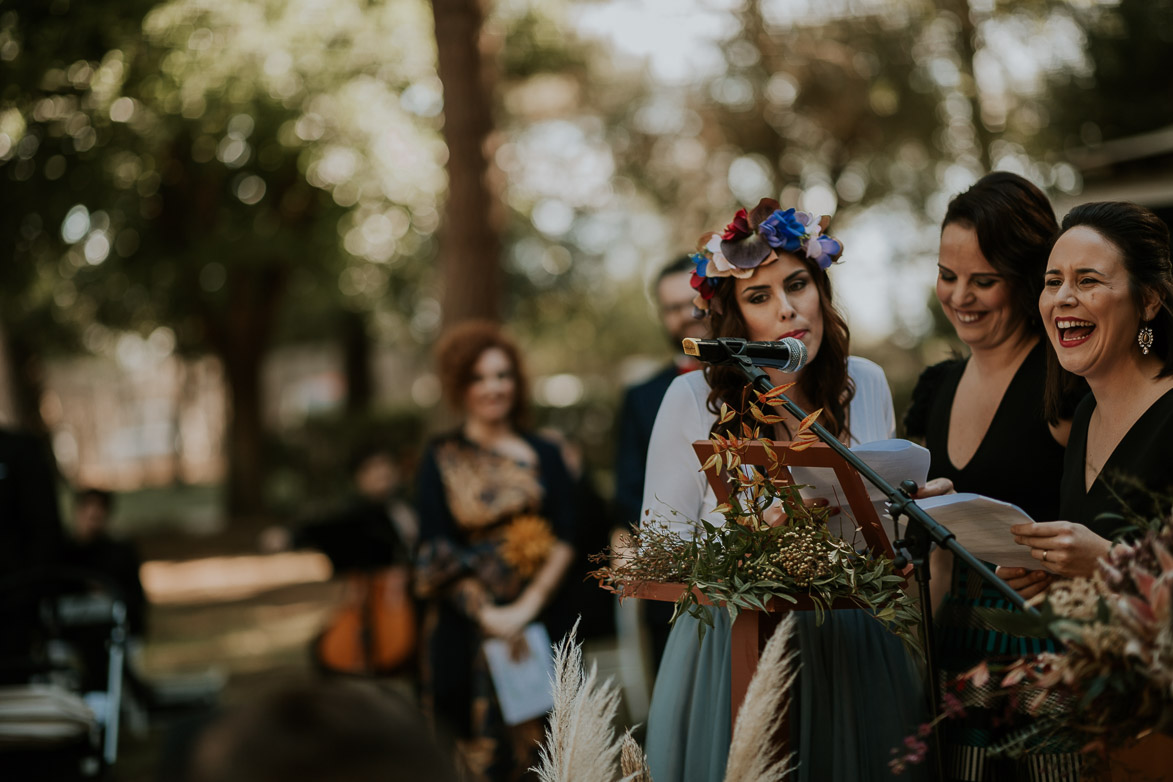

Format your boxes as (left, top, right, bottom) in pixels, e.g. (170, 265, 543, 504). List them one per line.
(641, 199, 927, 782)
(414, 320, 577, 782)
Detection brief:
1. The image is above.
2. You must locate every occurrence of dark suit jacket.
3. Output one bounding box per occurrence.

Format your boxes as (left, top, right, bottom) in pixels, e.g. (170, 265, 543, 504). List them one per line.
(613, 364, 679, 530)
(0, 430, 64, 577)
(61, 533, 148, 635)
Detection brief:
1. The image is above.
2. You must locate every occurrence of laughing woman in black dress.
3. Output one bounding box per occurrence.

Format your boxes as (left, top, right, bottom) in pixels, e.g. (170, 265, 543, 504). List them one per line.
(904, 172, 1086, 781)
(1012, 202, 1173, 574)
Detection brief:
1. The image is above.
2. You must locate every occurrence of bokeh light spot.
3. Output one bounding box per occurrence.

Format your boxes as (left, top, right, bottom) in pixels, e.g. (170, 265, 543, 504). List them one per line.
(61, 205, 91, 244)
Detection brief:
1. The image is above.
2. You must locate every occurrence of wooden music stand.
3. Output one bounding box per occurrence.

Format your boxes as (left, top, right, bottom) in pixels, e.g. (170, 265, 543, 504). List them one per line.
(627, 438, 900, 737)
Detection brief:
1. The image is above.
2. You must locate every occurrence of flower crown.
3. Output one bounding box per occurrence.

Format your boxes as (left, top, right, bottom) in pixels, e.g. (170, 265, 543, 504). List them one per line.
(689, 198, 844, 316)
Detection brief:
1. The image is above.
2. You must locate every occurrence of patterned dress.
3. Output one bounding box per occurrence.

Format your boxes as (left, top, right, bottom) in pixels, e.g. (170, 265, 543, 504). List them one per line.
(906, 342, 1086, 781)
(415, 431, 576, 782)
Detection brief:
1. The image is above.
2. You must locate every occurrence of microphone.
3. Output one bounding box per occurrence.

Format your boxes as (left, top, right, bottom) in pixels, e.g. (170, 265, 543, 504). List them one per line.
(682, 337, 808, 373)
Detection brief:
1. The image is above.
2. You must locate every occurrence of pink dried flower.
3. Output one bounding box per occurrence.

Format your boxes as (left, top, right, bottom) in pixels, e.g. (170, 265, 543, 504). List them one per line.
(941, 692, 967, 719)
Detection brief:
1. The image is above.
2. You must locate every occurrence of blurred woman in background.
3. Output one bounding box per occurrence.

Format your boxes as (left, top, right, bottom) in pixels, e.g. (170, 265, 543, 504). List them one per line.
(415, 320, 575, 782)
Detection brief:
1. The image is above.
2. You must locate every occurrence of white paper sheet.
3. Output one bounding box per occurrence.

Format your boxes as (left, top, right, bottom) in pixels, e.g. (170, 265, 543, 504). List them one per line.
(902, 493, 1039, 569)
(482, 623, 556, 726)
(787, 439, 931, 542)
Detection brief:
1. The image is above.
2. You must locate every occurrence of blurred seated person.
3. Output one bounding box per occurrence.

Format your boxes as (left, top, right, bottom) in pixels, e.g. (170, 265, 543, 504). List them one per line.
(262, 445, 418, 677)
(263, 444, 416, 571)
(61, 487, 147, 637)
(188, 679, 459, 782)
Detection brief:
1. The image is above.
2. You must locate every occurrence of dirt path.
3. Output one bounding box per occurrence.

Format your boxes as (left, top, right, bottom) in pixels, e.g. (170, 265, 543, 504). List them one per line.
(114, 547, 344, 781)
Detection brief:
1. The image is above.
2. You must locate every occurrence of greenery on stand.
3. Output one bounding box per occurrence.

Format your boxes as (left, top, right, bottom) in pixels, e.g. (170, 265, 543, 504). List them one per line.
(593, 385, 921, 651)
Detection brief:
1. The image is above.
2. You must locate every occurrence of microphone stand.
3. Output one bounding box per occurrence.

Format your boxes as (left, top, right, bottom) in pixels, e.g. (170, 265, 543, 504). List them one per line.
(716, 347, 1041, 782)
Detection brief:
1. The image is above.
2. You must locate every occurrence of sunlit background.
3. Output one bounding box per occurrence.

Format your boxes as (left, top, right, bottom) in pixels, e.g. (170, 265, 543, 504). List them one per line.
(2, 0, 1172, 773)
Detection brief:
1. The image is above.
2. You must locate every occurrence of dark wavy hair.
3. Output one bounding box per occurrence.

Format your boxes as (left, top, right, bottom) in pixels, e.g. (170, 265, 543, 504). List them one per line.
(942, 171, 1058, 335)
(704, 205, 853, 441)
(435, 320, 530, 429)
(1045, 201, 1173, 418)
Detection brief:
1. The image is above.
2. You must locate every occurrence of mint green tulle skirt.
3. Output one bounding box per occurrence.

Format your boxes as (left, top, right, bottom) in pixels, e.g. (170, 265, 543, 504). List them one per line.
(644, 608, 929, 782)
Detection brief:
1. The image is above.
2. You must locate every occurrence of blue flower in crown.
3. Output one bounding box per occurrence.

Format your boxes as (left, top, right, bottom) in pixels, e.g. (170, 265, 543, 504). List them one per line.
(757, 208, 807, 254)
(690, 252, 709, 278)
(807, 235, 843, 270)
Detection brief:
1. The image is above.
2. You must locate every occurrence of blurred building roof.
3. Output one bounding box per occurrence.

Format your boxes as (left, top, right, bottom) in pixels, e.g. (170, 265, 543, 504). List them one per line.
(1058, 125, 1173, 218)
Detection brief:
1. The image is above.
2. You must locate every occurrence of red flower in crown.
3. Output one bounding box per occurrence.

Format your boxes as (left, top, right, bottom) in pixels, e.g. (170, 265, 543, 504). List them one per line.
(689, 270, 716, 301)
(721, 208, 752, 241)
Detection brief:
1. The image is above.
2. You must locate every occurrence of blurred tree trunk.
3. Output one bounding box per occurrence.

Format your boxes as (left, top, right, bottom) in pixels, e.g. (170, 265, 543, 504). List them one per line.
(203, 265, 288, 520)
(431, 0, 502, 327)
(341, 309, 372, 414)
(942, 0, 993, 171)
(0, 321, 47, 433)
(0, 321, 23, 429)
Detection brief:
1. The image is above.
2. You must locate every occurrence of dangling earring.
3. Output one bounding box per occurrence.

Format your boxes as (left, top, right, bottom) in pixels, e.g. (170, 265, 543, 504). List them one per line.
(1138, 324, 1155, 355)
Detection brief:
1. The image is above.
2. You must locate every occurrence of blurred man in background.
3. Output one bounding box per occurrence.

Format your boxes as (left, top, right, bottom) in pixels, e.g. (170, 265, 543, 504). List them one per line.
(62, 488, 148, 637)
(613, 256, 706, 669)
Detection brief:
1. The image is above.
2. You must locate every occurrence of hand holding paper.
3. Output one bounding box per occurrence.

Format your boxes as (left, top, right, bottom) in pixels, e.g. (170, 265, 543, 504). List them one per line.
(905, 493, 1039, 570)
(482, 623, 555, 725)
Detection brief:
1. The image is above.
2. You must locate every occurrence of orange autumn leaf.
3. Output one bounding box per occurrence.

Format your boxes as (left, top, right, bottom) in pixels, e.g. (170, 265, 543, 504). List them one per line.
(758, 382, 797, 400)
(789, 432, 820, 451)
(796, 408, 823, 434)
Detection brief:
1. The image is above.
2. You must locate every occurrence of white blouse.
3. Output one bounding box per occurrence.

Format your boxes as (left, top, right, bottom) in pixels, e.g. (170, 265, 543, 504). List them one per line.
(640, 356, 896, 540)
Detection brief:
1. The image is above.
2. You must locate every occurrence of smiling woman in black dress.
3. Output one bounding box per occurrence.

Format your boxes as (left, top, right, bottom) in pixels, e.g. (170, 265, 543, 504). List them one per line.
(1013, 201, 1173, 573)
(904, 172, 1087, 781)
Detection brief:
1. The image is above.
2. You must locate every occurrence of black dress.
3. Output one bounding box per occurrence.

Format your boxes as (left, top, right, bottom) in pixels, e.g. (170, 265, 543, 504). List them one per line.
(906, 342, 1069, 522)
(414, 430, 576, 782)
(906, 342, 1084, 781)
(1059, 388, 1173, 533)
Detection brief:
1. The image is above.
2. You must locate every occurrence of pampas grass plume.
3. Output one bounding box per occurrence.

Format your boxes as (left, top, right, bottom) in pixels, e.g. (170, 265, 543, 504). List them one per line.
(620, 728, 651, 782)
(722, 613, 800, 782)
(534, 620, 626, 782)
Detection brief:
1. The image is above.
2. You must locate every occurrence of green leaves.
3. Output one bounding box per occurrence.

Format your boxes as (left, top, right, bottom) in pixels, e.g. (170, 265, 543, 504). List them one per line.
(596, 389, 922, 653)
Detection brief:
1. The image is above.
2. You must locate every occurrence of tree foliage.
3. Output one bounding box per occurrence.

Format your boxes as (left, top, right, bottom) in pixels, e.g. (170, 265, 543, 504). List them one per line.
(1, 0, 447, 514)
(3, 0, 1172, 516)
